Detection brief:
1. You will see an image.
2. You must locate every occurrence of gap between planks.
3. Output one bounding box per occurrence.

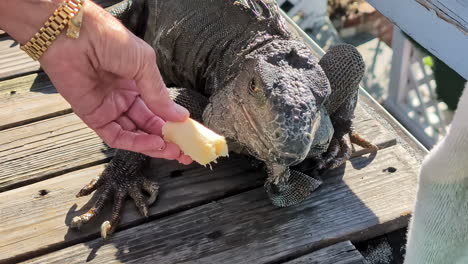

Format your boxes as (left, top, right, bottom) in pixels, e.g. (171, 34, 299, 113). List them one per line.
(281, 241, 365, 264)
(0, 72, 71, 131)
(5, 145, 419, 264)
(0, 103, 396, 192)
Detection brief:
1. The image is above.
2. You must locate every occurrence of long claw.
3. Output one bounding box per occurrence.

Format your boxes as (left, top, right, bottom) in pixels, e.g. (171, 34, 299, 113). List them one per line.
(72, 151, 155, 238)
(350, 131, 378, 151)
(71, 188, 110, 229)
(76, 175, 103, 197)
(100, 191, 127, 239)
(101, 221, 111, 240)
(129, 188, 149, 217)
(142, 178, 159, 205)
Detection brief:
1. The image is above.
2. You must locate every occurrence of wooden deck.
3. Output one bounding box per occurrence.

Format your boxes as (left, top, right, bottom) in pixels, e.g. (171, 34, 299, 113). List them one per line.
(0, 3, 427, 264)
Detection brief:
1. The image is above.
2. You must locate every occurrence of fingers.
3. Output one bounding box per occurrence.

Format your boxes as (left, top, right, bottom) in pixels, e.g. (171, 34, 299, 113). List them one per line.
(126, 97, 166, 135)
(95, 122, 166, 152)
(93, 119, 192, 162)
(177, 154, 193, 165)
(141, 143, 185, 160)
(81, 82, 139, 129)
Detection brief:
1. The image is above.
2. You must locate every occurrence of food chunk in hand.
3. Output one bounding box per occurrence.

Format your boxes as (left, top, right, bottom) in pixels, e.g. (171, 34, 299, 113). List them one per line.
(162, 118, 228, 166)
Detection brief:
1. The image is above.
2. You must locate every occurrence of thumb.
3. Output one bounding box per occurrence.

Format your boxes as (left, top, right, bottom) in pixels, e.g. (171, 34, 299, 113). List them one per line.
(135, 48, 189, 122)
(96, 14, 190, 122)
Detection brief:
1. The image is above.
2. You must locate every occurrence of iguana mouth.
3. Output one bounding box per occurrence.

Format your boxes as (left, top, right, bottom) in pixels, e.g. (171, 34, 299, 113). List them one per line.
(240, 104, 304, 165)
(240, 104, 273, 151)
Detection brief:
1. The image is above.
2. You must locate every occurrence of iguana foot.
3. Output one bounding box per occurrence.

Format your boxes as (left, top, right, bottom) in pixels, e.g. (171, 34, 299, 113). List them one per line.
(308, 132, 378, 174)
(70, 150, 158, 239)
(264, 164, 322, 207)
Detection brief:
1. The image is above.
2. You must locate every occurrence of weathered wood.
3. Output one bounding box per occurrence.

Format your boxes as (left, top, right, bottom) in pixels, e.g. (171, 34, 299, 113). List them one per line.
(283, 241, 365, 264)
(0, 99, 395, 192)
(0, 36, 39, 81)
(18, 145, 419, 264)
(420, 0, 468, 34)
(0, 114, 111, 192)
(0, 73, 71, 131)
(0, 156, 263, 263)
(366, 0, 468, 80)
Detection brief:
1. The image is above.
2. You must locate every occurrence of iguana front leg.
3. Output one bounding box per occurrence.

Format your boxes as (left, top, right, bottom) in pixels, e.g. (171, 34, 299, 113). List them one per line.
(264, 163, 322, 207)
(71, 88, 209, 239)
(312, 44, 378, 172)
(70, 150, 156, 238)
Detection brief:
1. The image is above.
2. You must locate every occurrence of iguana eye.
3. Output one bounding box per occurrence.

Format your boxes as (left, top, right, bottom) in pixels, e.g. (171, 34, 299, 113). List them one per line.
(249, 79, 260, 94)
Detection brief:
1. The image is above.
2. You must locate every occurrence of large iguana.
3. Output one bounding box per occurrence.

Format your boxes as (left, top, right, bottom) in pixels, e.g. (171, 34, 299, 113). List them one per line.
(70, 0, 376, 238)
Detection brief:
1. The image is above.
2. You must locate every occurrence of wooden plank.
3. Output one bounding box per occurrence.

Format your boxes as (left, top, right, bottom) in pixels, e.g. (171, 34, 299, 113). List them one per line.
(19, 145, 419, 264)
(0, 73, 71, 131)
(423, 0, 468, 34)
(0, 98, 395, 192)
(283, 241, 365, 264)
(0, 36, 39, 81)
(0, 156, 263, 263)
(366, 0, 468, 80)
(0, 114, 111, 192)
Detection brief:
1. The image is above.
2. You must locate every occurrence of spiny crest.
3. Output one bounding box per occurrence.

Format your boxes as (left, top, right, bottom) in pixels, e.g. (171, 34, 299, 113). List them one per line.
(231, 0, 291, 38)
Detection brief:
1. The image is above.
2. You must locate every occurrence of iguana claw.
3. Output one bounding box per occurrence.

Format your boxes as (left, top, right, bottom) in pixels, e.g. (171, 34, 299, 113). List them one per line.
(70, 150, 157, 239)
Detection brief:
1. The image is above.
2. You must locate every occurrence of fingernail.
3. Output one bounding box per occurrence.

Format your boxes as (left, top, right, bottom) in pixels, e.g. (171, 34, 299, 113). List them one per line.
(175, 104, 190, 117)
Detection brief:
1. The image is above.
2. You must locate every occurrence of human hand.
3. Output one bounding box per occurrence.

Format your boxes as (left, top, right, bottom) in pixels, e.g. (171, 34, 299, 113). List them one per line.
(0, 0, 192, 164)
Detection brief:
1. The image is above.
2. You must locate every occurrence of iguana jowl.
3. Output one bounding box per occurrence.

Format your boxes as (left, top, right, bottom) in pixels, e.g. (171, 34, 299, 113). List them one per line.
(71, 0, 376, 238)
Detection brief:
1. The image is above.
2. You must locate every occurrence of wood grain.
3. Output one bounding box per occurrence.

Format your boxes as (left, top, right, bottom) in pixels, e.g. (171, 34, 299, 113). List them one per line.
(0, 156, 263, 263)
(0, 99, 396, 192)
(367, 0, 468, 80)
(6, 146, 418, 263)
(283, 241, 365, 264)
(0, 114, 110, 192)
(0, 73, 71, 131)
(0, 36, 39, 81)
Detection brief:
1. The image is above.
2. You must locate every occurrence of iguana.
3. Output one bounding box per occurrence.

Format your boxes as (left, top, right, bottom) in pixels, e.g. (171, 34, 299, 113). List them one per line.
(70, 0, 377, 238)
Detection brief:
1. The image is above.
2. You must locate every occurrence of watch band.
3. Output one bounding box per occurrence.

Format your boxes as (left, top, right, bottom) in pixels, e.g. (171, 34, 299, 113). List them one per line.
(20, 0, 85, 61)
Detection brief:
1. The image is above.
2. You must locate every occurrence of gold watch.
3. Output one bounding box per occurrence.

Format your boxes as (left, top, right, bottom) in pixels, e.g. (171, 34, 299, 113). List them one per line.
(20, 0, 85, 61)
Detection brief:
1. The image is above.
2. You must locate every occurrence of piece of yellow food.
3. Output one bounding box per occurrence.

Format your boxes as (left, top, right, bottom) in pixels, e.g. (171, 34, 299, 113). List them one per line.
(162, 118, 228, 166)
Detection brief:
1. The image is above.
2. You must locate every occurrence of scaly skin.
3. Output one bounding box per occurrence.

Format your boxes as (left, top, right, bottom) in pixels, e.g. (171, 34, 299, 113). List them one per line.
(71, 0, 377, 238)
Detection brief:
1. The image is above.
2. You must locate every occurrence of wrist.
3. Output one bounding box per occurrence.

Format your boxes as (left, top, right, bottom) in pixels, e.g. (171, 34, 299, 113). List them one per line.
(0, 0, 64, 44)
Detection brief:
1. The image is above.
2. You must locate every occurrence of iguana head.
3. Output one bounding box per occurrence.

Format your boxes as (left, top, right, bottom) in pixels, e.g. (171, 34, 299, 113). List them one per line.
(203, 40, 331, 166)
